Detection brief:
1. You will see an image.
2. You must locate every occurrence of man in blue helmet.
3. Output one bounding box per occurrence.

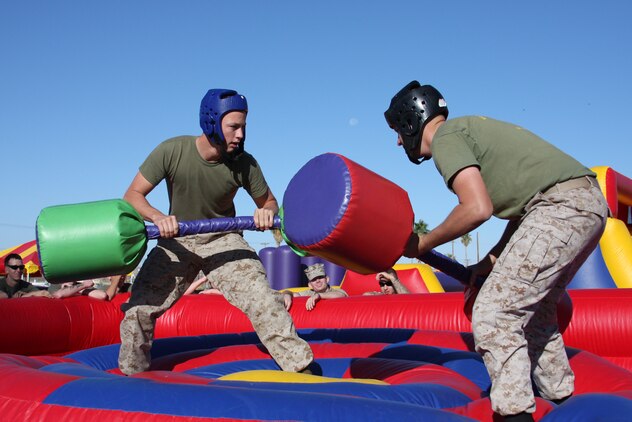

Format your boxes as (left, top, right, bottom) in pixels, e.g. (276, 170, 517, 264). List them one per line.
(118, 89, 314, 376)
(385, 81, 608, 421)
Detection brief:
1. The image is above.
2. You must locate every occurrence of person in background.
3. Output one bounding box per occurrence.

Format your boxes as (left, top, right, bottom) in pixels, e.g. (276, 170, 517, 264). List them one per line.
(48, 280, 109, 300)
(0, 253, 51, 299)
(384, 80, 608, 421)
(105, 274, 132, 301)
(363, 268, 410, 295)
(283, 263, 348, 311)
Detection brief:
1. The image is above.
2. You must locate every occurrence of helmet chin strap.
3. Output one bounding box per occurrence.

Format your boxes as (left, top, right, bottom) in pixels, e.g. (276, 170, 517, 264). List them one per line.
(407, 152, 422, 165)
(404, 138, 429, 165)
(406, 153, 429, 165)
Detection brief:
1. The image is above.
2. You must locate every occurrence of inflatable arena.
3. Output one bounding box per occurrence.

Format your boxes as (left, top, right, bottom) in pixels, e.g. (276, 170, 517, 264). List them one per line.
(1, 157, 632, 421)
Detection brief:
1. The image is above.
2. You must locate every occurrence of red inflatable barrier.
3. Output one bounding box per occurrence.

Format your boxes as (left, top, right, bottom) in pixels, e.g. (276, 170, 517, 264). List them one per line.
(3, 290, 632, 371)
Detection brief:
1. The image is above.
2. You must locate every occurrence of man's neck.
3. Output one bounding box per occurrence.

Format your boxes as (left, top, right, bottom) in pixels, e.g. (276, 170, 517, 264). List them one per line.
(423, 117, 446, 148)
(196, 134, 222, 162)
(5, 277, 19, 287)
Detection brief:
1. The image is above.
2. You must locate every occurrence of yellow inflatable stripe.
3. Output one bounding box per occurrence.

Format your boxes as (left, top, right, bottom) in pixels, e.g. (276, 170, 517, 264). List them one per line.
(393, 263, 445, 293)
(22, 246, 37, 258)
(591, 166, 609, 201)
(217, 370, 388, 385)
(283, 287, 310, 293)
(281, 286, 346, 293)
(1, 244, 37, 258)
(599, 218, 632, 288)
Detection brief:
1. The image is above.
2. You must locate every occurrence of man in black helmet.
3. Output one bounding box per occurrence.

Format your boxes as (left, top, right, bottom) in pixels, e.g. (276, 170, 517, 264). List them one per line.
(118, 89, 314, 376)
(385, 81, 608, 421)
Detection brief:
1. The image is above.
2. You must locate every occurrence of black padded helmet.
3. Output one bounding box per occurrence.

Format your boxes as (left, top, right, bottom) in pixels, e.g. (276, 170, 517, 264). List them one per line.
(384, 81, 448, 164)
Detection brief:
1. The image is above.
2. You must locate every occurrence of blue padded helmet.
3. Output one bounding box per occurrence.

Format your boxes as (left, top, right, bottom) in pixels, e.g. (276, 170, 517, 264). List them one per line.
(199, 89, 248, 153)
(385, 81, 448, 165)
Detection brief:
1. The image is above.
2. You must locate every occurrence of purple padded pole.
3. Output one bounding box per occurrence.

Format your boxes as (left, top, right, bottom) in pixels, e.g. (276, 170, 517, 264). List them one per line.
(419, 250, 484, 288)
(145, 216, 282, 240)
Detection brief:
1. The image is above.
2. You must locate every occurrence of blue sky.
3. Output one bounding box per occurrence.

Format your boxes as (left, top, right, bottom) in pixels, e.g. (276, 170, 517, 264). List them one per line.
(2, 1, 631, 266)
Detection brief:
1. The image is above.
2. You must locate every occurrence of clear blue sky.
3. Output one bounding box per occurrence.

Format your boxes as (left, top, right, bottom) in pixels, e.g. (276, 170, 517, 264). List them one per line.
(2, 1, 631, 265)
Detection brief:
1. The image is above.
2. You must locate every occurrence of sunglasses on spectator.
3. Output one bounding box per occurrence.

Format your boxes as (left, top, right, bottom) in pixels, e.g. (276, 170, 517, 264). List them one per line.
(7, 264, 25, 270)
(379, 280, 393, 287)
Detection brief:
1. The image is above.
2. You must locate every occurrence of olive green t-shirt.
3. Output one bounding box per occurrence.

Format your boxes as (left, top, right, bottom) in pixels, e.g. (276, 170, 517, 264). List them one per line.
(431, 116, 594, 219)
(295, 286, 348, 297)
(139, 136, 270, 221)
(0, 277, 40, 298)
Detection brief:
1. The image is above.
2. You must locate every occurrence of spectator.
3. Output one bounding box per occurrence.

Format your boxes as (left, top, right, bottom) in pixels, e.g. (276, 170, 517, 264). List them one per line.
(49, 280, 108, 300)
(0, 253, 51, 299)
(105, 274, 132, 301)
(283, 263, 348, 311)
(363, 268, 410, 295)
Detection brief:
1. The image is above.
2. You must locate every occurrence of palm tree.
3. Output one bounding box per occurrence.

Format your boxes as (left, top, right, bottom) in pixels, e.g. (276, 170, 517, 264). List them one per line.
(460, 233, 472, 265)
(412, 220, 430, 263)
(413, 219, 429, 235)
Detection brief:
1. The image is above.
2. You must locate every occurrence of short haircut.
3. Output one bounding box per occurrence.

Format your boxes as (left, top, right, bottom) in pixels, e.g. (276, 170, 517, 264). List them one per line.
(4, 253, 23, 266)
(385, 268, 397, 277)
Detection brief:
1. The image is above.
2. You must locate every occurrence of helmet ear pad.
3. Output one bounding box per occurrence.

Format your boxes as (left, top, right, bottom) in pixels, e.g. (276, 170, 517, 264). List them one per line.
(401, 111, 420, 136)
(206, 117, 217, 140)
(200, 109, 218, 142)
(395, 111, 422, 162)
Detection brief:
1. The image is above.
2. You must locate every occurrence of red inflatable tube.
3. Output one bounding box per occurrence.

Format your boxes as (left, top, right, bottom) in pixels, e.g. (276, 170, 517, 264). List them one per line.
(2, 290, 632, 372)
(558, 288, 632, 369)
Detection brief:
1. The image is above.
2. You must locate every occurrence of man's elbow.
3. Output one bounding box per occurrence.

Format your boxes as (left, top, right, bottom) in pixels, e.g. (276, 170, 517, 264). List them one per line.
(123, 190, 137, 203)
(471, 203, 493, 226)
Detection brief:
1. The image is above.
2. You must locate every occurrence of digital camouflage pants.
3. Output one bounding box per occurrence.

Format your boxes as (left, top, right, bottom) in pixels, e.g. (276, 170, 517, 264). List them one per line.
(119, 232, 314, 375)
(472, 182, 608, 416)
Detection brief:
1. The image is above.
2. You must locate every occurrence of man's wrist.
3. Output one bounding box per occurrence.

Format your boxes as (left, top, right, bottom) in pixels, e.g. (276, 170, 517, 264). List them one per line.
(418, 233, 432, 256)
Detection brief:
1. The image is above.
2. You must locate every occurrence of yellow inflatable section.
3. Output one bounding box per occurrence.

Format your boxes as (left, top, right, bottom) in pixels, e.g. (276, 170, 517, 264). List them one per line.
(219, 370, 388, 385)
(393, 263, 444, 293)
(598, 218, 632, 288)
(592, 166, 632, 288)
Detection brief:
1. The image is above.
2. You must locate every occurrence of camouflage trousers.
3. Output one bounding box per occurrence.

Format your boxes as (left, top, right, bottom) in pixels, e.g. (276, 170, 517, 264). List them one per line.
(472, 181, 608, 415)
(119, 232, 314, 375)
